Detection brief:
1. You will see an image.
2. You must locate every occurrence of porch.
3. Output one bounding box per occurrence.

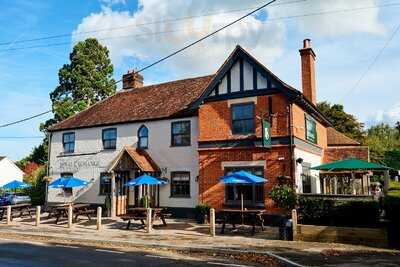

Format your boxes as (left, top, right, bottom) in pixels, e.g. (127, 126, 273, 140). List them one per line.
(108, 146, 161, 217)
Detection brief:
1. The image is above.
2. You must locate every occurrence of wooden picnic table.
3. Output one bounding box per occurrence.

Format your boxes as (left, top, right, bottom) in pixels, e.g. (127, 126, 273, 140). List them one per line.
(219, 209, 266, 236)
(49, 203, 94, 224)
(0, 203, 33, 221)
(121, 207, 168, 229)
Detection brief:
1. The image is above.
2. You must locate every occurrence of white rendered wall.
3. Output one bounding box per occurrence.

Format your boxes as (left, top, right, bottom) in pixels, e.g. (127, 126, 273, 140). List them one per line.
(0, 158, 24, 186)
(48, 116, 199, 208)
(294, 148, 322, 194)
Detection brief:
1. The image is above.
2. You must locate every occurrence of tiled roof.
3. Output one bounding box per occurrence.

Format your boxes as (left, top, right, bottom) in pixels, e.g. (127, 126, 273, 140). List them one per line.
(125, 147, 160, 172)
(108, 146, 159, 172)
(327, 127, 360, 146)
(50, 75, 214, 131)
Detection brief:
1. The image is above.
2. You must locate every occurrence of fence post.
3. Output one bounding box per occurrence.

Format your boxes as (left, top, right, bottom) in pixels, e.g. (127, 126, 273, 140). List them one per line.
(146, 208, 152, 233)
(210, 208, 216, 237)
(6, 206, 11, 225)
(68, 203, 73, 228)
(35, 206, 41, 226)
(96, 206, 102, 230)
(292, 209, 298, 239)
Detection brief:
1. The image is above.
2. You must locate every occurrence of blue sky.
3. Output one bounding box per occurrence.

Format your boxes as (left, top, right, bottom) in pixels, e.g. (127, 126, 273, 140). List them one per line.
(0, 0, 399, 161)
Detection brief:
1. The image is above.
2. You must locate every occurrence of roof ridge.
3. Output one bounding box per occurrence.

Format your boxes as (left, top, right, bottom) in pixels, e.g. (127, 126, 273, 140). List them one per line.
(118, 74, 214, 94)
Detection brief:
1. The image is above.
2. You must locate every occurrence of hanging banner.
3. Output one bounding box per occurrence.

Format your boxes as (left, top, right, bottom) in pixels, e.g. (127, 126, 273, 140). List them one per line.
(262, 119, 271, 148)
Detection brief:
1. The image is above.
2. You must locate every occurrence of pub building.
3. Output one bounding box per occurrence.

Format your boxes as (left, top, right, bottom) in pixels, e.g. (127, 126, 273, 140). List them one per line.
(47, 39, 368, 217)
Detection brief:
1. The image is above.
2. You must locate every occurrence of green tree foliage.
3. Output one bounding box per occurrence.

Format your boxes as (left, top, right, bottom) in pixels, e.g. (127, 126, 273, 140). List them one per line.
(20, 38, 116, 165)
(24, 165, 47, 206)
(45, 38, 116, 128)
(364, 123, 400, 166)
(317, 101, 364, 142)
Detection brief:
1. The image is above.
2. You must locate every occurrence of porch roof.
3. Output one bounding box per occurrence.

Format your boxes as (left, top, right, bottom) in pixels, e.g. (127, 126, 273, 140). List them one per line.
(108, 146, 160, 173)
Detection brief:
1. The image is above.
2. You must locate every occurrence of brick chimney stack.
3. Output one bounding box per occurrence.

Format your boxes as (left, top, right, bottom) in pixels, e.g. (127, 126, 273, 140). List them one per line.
(299, 39, 317, 105)
(122, 70, 144, 89)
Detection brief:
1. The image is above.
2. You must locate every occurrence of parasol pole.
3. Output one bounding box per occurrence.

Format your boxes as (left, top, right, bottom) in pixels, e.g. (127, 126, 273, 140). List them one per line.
(241, 192, 244, 226)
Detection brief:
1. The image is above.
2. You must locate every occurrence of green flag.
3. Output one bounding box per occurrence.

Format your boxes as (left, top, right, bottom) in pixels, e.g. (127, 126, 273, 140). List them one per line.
(262, 120, 271, 147)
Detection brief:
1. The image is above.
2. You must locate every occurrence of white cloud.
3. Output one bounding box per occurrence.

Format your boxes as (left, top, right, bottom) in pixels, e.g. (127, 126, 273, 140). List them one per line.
(366, 102, 400, 127)
(72, 0, 386, 81)
(72, 1, 287, 78)
(270, 0, 385, 36)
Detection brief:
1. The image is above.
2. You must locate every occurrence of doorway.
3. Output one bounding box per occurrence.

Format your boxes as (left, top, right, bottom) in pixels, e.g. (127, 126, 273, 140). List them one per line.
(115, 171, 129, 215)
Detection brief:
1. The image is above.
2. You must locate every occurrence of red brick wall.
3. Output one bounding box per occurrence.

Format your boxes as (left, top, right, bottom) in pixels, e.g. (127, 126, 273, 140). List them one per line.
(292, 103, 327, 149)
(198, 94, 290, 142)
(198, 146, 291, 210)
(323, 146, 369, 163)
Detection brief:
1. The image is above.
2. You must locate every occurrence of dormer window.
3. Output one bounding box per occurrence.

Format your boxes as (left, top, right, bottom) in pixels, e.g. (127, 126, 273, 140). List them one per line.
(138, 125, 148, 149)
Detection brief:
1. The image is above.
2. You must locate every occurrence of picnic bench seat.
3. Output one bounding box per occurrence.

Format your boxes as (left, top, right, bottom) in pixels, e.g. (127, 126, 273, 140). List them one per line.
(120, 214, 147, 229)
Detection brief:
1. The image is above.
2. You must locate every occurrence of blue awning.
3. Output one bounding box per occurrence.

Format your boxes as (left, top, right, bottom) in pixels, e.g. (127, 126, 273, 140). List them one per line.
(2, 180, 31, 190)
(220, 170, 267, 184)
(125, 174, 168, 186)
(49, 177, 88, 188)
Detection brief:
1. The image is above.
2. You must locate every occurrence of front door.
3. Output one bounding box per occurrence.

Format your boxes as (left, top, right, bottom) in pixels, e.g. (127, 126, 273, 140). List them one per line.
(115, 171, 129, 215)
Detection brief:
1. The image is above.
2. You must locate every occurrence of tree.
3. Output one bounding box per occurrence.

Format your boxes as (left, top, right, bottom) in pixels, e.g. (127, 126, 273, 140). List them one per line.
(20, 38, 116, 165)
(364, 123, 400, 165)
(46, 38, 116, 127)
(317, 101, 364, 142)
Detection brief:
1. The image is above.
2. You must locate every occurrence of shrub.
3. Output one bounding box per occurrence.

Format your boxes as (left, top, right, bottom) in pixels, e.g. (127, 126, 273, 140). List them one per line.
(269, 184, 296, 210)
(384, 195, 400, 222)
(298, 196, 380, 227)
(195, 203, 210, 215)
(24, 165, 47, 206)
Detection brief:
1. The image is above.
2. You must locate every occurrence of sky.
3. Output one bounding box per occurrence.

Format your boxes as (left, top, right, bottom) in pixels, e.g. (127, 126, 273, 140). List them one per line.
(0, 0, 399, 161)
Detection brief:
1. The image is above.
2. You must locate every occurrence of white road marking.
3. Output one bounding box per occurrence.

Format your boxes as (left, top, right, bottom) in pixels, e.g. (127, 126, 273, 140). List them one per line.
(206, 262, 254, 267)
(0, 238, 48, 246)
(54, 244, 80, 249)
(145, 254, 173, 259)
(95, 249, 124, 254)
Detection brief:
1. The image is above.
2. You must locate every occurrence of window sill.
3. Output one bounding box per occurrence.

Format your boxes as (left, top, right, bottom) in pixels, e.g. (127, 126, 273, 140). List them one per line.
(169, 195, 191, 199)
(170, 144, 191, 147)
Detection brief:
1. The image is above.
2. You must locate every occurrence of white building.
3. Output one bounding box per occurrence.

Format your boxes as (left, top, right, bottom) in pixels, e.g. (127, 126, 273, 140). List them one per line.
(0, 156, 24, 186)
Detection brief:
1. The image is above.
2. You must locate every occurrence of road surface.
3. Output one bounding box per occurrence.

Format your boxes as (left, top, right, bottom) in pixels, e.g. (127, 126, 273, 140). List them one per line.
(0, 239, 255, 267)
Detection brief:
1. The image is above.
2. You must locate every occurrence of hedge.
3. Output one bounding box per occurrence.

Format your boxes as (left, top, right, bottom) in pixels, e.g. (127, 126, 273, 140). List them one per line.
(298, 196, 380, 227)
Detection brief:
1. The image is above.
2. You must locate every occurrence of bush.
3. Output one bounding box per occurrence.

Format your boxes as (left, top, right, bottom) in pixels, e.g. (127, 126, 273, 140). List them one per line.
(24, 165, 47, 206)
(269, 184, 296, 210)
(384, 195, 400, 222)
(298, 196, 380, 227)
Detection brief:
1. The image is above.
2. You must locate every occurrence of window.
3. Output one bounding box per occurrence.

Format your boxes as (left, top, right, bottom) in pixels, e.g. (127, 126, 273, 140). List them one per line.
(171, 121, 191, 146)
(62, 132, 75, 153)
(231, 103, 255, 134)
(61, 172, 73, 178)
(99, 173, 111, 195)
(102, 128, 117, 149)
(224, 166, 264, 207)
(138, 125, 148, 149)
(305, 115, 317, 144)
(170, 172, 190, 198)
(301, 162, 312, 193)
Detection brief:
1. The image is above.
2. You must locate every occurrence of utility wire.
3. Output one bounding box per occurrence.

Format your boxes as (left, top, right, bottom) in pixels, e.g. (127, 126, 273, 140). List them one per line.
(0, 0, 277, 129)
(1, 1, 399, 53)
(0, 0, 304, 46)
(340, 21, 400, 101)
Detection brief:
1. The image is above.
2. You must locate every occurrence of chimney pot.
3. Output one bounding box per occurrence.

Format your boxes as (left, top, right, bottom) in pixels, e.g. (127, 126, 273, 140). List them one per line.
(122, 70, 143, 89)
(303, 38, 311, 49)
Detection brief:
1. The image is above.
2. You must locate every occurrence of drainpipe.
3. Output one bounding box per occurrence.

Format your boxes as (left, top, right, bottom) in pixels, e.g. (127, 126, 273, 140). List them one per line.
(288, 104, 296, 188)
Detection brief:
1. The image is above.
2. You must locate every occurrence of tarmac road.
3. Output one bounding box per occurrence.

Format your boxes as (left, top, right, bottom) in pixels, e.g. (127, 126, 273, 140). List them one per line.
(0, 238, 256, 267)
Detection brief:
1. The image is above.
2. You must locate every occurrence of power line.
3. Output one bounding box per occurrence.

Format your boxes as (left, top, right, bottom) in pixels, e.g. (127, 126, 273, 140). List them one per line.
(2, 1, 399, 54)
(0, 0, 277, 129)
(0, 0, 304, 47)
(0, 110, 52, 128)
(340, 21, 400, 101)
(0, 136, 44, 139)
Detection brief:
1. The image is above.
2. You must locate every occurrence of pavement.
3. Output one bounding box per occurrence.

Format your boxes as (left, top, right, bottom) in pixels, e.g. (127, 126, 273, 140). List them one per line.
(0, 215, 399, 266)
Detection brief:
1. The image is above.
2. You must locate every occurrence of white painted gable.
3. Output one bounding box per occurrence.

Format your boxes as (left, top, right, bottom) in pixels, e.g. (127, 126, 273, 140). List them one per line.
(213, 58, 270, 96)
(0, 157, 24, 186)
